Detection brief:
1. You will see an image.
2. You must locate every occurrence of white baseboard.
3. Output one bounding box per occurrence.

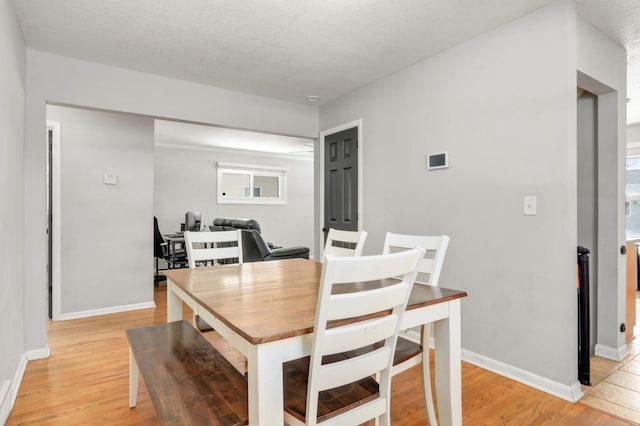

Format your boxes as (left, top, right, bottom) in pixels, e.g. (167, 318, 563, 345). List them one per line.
(57, 301, 155, 321)
(26, 347, 50, 361)
(462, 349, 584, 403)
(1, 380, 11, 426)
(404, 329, 585, 403)
(0, 347, 39, 426)
(594, 343, 628, 361)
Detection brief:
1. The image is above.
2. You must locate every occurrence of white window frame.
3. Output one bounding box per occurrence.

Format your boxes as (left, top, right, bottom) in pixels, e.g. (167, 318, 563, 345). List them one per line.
(217, 162, 287, 205)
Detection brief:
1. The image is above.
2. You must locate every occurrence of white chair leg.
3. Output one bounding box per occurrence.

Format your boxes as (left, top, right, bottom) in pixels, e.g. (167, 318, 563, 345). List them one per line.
(422, 324, 438, 425)
(129, 347, 139, 408)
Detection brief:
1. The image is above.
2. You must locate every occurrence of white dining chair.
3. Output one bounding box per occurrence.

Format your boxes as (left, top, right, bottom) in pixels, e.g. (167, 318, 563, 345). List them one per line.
(382, 232, 450, 426)
(282, 248, 424, 426)
(184, 230, 243, 268)
(322, 228, 367, 262)
(184, 230, 243, 331)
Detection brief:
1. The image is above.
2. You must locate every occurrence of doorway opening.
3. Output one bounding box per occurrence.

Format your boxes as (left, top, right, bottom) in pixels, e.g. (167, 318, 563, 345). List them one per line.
(624, 156, 640, 341)
(45, 107, 315, 322)
(577, 71, 627, 366)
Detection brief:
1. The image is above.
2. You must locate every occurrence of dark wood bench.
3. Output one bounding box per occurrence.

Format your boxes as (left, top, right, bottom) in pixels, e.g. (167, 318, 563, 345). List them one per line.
(126, 320, 248, 425)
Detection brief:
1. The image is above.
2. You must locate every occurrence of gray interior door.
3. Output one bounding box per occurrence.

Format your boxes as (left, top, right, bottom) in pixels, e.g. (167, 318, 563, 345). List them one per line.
(324, 127, 358, 240)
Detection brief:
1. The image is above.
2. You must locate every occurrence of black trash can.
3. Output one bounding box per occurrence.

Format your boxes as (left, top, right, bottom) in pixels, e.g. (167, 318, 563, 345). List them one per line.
(577, 246, 591, 386)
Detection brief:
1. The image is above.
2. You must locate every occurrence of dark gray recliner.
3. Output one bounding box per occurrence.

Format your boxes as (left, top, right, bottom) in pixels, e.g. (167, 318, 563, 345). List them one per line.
(210, 218, 309, 262)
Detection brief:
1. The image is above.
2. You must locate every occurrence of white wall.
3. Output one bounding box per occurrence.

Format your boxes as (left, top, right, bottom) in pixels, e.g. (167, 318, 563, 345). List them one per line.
(320, 0, 582, 398)
(24, 50, 319, 352)
(154, 146, 314, 255)
(0, 0, 25, 422)
(47, 105, 155, 316)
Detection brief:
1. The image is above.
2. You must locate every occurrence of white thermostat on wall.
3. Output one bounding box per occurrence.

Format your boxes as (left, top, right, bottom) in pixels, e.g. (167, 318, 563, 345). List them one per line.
(426, 152, 449, 170)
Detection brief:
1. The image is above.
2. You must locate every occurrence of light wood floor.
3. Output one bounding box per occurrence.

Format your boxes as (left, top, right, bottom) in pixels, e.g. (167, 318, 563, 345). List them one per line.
(580, 294, 640, 424)
(7, 285, 634, 425)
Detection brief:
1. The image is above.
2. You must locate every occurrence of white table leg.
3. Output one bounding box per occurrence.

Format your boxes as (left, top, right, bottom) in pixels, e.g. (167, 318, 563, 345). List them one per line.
(129, 347, 139, 408)
(434, 300, 462, 426)
(421, 324, 438, 425)
(167, 280, 183, 322)
(246, 341, 284, 426)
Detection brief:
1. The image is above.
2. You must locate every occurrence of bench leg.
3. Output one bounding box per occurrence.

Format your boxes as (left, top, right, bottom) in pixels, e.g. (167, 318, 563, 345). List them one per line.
(129, 347, 139, 408)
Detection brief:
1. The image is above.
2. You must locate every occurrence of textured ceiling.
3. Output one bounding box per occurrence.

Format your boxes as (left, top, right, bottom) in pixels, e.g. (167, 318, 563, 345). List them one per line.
(576, 0, 640, 124)
(11, 0, 640, 125)
(13, 0, 553, 103)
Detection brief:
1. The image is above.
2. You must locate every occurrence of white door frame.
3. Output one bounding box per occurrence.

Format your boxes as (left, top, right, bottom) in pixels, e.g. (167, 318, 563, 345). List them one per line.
(47, 120, 62, 320)
(577, 71, 627, 361)
(318, 119, 363, 259)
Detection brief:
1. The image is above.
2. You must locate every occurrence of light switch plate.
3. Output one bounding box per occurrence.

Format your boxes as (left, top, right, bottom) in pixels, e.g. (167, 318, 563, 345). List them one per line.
(524, 196, 536, 216)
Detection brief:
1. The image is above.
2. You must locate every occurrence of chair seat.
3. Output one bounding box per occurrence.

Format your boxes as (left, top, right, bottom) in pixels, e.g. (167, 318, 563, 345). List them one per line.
(393, 337, 423, 365)
(340, 336, 423, 366)
(283, 354, 380, 424)
(265, 245, 310, 260)
(195, 315, 214, 332)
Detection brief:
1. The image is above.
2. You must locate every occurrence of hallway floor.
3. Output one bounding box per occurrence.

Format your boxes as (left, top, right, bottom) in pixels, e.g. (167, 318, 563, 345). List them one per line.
(580, 293, 640, 424)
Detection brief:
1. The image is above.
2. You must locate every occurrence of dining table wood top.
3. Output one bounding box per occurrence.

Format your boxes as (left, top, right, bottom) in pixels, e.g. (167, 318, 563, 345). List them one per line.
(164, 258, 467, 345)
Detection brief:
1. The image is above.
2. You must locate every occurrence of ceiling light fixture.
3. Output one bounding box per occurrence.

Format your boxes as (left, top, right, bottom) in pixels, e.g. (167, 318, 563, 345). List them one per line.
(306, 95, 320, 103)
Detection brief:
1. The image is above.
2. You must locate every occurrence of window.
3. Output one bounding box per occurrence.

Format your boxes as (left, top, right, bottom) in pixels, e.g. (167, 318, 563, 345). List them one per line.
(626, 156, 640, 234)
(217, 162, 287, 205)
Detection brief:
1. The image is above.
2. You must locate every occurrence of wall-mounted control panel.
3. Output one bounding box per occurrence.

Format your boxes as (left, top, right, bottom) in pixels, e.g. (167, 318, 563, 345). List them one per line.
(426, 152, 449, 170)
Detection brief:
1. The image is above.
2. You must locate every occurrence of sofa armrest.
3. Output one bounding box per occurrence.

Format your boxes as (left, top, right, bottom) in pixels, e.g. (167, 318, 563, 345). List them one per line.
(239, 229, 272, 262)
(265, 246, 310, 261)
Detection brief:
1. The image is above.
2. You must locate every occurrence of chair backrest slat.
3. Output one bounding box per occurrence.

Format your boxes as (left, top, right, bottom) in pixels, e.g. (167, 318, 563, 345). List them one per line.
(382, 232, 449, 285)
(326, 284, 407, 320)
(323, 228, 368, 262)
(314, 347, 390, 392)
(323, 316, 397, 354)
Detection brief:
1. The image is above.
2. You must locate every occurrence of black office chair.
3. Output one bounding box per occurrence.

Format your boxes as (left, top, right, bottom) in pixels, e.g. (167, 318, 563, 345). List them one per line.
(154, 217, 187, 286)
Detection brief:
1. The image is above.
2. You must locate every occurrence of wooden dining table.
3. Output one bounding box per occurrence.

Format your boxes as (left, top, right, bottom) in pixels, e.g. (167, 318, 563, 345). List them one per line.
(165, 258, 467, 425)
